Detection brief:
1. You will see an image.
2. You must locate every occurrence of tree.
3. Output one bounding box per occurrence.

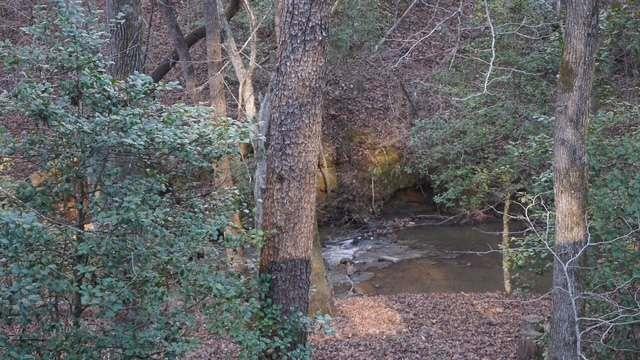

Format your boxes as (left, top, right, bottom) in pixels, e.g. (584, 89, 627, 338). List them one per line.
(106, 0, 143, 79)
(0, 3, 252, 356)
(159, 0, 197, 101)
(217, 0, 257, 129)
(502, 194, 513, 294)
(258, 0, 330, 336)
(150, 0, 240, 83)
(204, 0, 226, 114)
(203, 0, 249, 274)
(550, 1, 599, 358)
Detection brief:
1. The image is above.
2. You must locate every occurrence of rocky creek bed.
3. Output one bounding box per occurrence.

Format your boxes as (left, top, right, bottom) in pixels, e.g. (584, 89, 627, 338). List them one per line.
(322, 218, 549, 297)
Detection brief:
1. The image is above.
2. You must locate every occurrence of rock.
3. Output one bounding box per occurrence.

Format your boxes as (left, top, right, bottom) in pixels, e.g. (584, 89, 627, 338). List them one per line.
(378, 255, 400, 263)
(309, 233, 335, 316)
(482, 318, 498, 326)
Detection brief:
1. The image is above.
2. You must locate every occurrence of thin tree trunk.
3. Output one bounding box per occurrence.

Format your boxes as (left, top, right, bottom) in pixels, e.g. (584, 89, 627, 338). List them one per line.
(204, 0, 247, 273)
(204, 0, 226, 114)
(215, 0, 256, 157)
(218, 164, 248, 274)
(258, 0, 330, 327)
(159, 0, 197, 101)
(254, 94, 270, 230)
(550, 1, 599, 359)
(106, 0, 144, 80)
(217, 0, 257, 123)
(150, 0, 241, 83)
(274, 0, 283, 45)
(502, 194, 512, 295)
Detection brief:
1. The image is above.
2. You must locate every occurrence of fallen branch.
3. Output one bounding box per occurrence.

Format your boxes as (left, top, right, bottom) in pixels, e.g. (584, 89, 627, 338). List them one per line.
(149, 0, 241, 83)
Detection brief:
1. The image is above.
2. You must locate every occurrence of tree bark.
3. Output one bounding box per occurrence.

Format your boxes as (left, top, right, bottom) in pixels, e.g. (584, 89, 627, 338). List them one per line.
(550, 1, 599, 359)
(158, 0, 197, 101)
(150, 0, 241, 83)
(204, 0, 226, 115)
(254, 94, 270, 230)
(204, 0, 248, 273)
(502, 194, 512, 295)
(106, 0, 144, 80)
(258, 0, 329, 326)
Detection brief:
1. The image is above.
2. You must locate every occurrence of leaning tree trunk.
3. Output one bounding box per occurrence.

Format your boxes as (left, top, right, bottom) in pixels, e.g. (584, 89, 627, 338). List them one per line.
(150, 0, 241, 83)
(258, 0, 329, 327)
(502, 194, 512, 295)
(159, 0, 197, 101)
(217, 0, 257, 157)
(550, 1, 599, 359)
(106, 0, 144, 80)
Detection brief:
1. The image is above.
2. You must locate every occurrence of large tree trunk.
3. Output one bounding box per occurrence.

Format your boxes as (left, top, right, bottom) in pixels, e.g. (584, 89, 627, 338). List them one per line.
(106, 0, 144, 80)
(159, 0, 197, 101)
(550, 1, 599, 359)
(258, 0, 329, 325)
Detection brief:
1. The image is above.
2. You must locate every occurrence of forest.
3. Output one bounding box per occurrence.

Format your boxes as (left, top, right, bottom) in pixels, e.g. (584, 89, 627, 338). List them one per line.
(0, 0, 638, 359)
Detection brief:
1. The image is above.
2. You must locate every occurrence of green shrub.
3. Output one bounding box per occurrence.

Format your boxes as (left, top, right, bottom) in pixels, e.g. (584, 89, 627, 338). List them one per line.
(0, 2, 308, 358)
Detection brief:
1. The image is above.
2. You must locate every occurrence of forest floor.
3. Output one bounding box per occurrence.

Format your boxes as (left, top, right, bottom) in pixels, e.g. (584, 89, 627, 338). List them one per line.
(312, 293, 548, 359)
(190, 292, 549, 359)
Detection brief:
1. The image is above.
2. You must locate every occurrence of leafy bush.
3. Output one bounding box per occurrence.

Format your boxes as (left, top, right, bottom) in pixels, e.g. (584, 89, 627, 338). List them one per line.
(582, 102, 640, 358)
(409, 0, 557, 212)
(600, 2, 640, 82)
(0, 2, 309, 359)
(409, 2, 639, 355)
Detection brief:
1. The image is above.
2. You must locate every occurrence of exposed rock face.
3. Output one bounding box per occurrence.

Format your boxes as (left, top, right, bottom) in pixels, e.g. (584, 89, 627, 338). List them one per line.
(321, 66, 414, 221)
(319, 1, 466, 222)
(317, 128, 417, 222)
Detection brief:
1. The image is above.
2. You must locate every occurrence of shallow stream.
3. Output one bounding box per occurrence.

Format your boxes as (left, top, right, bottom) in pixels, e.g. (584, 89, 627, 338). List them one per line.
(322, 221, 549, 297)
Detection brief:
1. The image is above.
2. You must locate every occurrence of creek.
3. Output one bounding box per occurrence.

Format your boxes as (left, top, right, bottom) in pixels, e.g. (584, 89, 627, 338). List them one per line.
(321, 200, 550, 297)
